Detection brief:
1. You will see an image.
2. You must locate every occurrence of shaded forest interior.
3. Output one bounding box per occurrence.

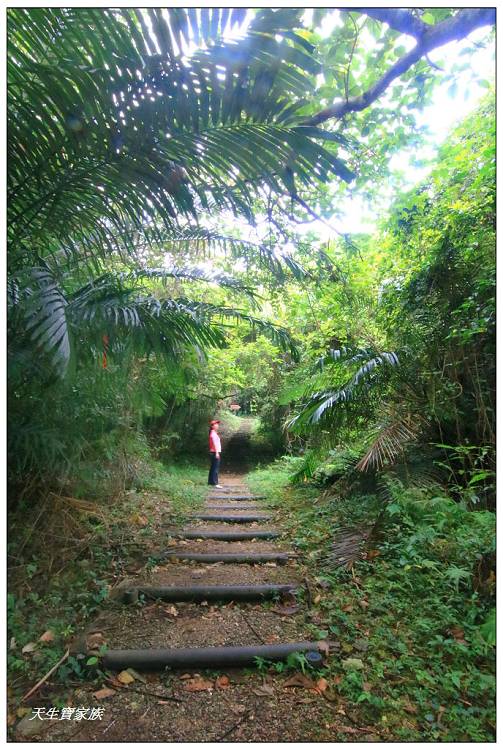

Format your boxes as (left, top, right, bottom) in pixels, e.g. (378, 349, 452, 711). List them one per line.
(8, 8, 495, 742)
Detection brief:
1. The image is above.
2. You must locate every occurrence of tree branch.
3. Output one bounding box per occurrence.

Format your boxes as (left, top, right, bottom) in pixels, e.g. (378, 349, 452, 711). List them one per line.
(353, 8, 428, 39)
(306, 8, 495, 126)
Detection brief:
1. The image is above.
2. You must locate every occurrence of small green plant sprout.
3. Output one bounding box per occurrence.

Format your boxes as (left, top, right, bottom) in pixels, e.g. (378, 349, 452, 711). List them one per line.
(253, 656, 270, 674)
(285, 651, 310, 674)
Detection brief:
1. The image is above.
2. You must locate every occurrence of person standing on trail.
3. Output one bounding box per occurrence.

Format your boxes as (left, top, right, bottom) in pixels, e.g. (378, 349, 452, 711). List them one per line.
(208, 420, 222, 487)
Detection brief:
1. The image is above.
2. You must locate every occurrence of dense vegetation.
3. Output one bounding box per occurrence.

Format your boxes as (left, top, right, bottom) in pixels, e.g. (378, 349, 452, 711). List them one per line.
(8, 8, 495, 740)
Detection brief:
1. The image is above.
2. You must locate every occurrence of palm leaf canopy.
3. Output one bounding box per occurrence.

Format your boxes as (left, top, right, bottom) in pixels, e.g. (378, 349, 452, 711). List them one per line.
(288, 346, 401, 429)
(9, 266, 299, 375)
(8, 7, 355, 270)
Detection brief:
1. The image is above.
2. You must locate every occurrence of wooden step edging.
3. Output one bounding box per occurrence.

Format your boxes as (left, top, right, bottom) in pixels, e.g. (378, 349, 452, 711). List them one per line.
(158, 552, 290, 565)
(122, 583, 297, 604)
(208, 495, 266, 501)
(173, 530, 280, 541)
(102, 641, 324, 670)
(204, 504, 262, 510)
(190, 514, 272, 523)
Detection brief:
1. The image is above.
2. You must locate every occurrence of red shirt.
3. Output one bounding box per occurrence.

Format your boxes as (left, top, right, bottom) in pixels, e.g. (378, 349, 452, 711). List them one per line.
(209, 429, 221, 453)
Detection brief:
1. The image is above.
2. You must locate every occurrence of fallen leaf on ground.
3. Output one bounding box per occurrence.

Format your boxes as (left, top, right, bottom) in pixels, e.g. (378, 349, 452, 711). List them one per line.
(126, 668, 147, 684)
(283, 673, 316, 690)
(253, 684, 275, 697)
(22, 642, 37, 654)
(338, 726, 363, 734)
(313, 594, 322, 605)
(16, 707, 30, 718)
(271, 604, 299, 616)
(316, 640, 330, 656)
(322, 687, 339, 702)
(93, 687, 116, 700)
(39, 630, 55, 643)
(180, 673, 192, 680)
(215, 675, 230, 689)
(10, 637, 16, 650)
(164, 605, 179, 617)
(342, 604, 353, 613)
(117, 670, 135, 685)
(105, 676, 125, 689)
(316, 678, 328, 693)
(182, 677, 213, 692)
(86, 632, 106, 650)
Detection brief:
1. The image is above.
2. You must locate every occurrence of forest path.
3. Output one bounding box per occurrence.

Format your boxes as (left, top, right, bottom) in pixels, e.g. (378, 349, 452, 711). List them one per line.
(27, 467, 358, 743)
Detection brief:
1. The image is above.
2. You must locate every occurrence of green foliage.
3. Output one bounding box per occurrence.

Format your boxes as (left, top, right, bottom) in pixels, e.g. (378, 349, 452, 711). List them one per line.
(248, 460, 495, 741)
(282, 96, 495, 504)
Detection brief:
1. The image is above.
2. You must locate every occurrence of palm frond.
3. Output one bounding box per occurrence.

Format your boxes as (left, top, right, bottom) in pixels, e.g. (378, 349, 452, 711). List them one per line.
(291, 347, 401, 428)
(148, 227, 311, 282)
(13, 268, 298, 376)
(130, 266, 257, 303)
(356, 414, 421, 472)
(23, 269, 71, 370)
(8, 8, 356, 268)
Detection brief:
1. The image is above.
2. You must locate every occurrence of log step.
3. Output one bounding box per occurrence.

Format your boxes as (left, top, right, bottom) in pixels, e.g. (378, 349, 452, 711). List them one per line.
(190, 514, 272, 523)
(204, 504, 261, 510)
(122, 583, 297, 604)
(208, 495, 265, 501)
(102, 641, 323, 670)
(159, 552, 290, 565)
(173, 530, 280, 541)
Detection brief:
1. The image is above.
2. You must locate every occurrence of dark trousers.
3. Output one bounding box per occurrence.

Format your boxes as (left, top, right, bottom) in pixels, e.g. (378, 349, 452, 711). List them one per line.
(208, 452, 220, 485)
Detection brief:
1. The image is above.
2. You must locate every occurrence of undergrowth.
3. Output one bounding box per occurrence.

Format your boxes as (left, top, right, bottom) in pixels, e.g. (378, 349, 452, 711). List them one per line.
(7, 457, 207, 709)
(248, 459, 496, 742)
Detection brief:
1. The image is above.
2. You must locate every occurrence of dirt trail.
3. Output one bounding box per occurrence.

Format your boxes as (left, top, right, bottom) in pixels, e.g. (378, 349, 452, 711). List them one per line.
(17, 427, 356, 742)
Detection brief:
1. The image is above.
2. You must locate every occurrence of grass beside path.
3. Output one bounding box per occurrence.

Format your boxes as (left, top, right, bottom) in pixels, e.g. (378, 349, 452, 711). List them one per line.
(8, 459, 208, 722)
(247, 459, 496, 742)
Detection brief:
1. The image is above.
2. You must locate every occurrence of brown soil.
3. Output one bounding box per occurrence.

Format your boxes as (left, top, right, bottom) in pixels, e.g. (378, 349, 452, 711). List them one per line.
(160, 539, 292, 555)
(143, 561, 298, 586)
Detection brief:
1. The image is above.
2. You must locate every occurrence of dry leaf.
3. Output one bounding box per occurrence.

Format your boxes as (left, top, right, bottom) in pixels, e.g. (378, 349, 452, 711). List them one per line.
(316, 640, 330, 656)
(180, 673, 192, 680)
(215, 675, 230, 689)
(22, 642, 37, 654)
(271, 604, 299, 616)
(105, 677, 125, 689)
(10, 637, 17, 650)
(183, 678, 213, 692)
(16, 707, 31, 718)
(126, 668, 147, 684)
(313, 594, 322, 605)
(39, 630, 55, 643)
(93, 687, 116, 700)
(316, 677, 328, 693)
(253, 684, 275, 697)
(283, 673, 316, 690)
(403, 700, 418, 715)
(342, 604, 353, 613)
(117, 670, 135, 685)
(164, 605, 179, 617)
(86, 632, 106, 650)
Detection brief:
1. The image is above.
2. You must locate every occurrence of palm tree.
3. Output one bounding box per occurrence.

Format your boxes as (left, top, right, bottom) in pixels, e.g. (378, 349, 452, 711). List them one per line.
(8, 7, 354, 364)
